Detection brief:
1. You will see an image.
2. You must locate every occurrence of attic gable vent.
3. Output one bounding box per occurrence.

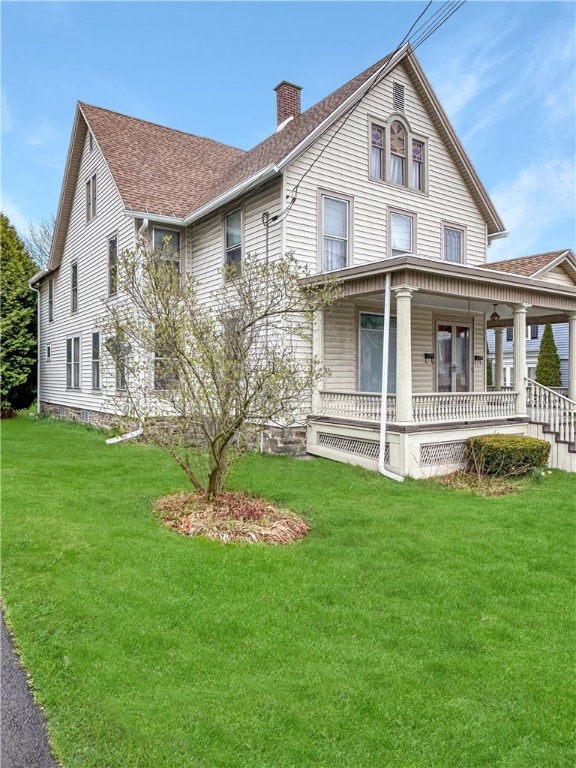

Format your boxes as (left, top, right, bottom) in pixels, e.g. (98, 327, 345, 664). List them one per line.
(393, 82, 405, 112)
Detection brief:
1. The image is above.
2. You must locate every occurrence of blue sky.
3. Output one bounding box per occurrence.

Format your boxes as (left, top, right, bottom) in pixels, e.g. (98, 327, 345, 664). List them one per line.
(1, 1, 574, 262)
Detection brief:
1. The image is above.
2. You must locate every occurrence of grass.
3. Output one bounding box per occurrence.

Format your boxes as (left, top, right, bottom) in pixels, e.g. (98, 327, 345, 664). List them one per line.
(1, 415, 575, 767)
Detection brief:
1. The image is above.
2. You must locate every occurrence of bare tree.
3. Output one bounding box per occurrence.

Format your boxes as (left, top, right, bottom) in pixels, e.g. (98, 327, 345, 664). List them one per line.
(103, 242, 339, 500)
(24, 215, 56, 269)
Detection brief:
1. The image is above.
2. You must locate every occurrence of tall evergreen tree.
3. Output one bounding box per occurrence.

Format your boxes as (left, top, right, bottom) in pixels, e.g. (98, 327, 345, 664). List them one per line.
(0, 213, 38, 412)
(535, 323, 562, 387)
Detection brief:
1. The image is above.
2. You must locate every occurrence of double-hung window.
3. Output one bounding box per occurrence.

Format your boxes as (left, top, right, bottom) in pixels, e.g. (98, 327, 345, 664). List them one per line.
(48, 277, 54, 321)
(443, 224, 464, 264)
(224, 210, 242, 278)
(92, 332, 101, 390)
(390, 212, 414, 257)
(527, 325, 538, 340)
(71, 262, 78, 312)
(108, 235, 118, 295)
(86, 174, 97, 222)
(322, 195, 349, 271)
(66, 336, 81, 389)
(153, 228, 181, 274)
(370, 124, 385, 180)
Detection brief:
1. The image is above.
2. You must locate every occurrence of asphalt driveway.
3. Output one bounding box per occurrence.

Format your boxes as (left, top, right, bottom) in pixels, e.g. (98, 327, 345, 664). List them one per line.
(1, 609, 59, 767)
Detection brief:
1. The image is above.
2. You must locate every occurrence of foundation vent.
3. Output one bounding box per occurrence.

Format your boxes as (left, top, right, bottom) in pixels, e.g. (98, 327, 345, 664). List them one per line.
(81, 409, 91, 424)
(318, 432, 389, 462)
(420, 441, 467, 466)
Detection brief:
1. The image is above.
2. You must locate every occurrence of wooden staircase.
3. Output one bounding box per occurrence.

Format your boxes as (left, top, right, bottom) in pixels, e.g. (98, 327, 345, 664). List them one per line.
(525, 378, 576, 472)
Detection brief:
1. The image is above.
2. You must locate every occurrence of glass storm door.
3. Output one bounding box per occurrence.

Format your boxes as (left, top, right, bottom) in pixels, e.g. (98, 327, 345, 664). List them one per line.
(436, 323, 471, 392)
(359, 313, 397, 393)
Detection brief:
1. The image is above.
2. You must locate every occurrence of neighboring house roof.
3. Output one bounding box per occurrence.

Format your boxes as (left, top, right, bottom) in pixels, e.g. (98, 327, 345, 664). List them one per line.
(483, 250, 576, 281)
(43, 44, 506, 277)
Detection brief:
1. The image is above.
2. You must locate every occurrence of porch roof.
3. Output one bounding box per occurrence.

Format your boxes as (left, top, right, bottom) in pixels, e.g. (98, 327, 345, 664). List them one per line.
(303, 254, 576, 318)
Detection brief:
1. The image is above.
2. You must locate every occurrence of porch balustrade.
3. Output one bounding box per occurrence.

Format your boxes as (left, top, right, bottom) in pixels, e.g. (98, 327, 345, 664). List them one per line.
(526, 378, 576, 445)
(318, 390, 517, 424)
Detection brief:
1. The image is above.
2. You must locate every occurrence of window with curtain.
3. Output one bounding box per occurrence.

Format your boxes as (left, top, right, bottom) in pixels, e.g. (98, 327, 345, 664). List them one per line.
(390, 121, 406, 185)
(390, 212, 413, 257)
(359, 313, 397, 393)
(370, 124, 385, 180)
(322, 196, 349, 271)
(412, 140, 424, 191)
(443, 225, 463, 263)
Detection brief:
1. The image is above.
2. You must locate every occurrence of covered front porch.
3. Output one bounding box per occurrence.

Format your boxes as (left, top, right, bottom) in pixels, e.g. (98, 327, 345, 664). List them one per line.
(305, 254, 576, 477)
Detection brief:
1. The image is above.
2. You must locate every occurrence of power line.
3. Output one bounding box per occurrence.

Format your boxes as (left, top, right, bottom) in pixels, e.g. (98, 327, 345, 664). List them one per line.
(264, 1, 466, 231)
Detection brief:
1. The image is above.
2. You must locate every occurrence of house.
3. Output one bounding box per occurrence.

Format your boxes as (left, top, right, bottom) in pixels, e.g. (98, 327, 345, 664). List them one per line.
(30, 44, 576, 476)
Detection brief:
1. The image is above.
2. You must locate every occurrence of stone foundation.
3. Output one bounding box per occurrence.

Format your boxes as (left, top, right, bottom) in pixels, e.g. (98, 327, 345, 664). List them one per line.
(39, 401, 118, 429)
(39, 402, 308, 456)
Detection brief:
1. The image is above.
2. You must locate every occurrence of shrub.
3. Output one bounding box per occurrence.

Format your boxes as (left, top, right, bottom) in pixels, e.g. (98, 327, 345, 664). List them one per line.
(535, 324, 562, 387)
(466, 434, 550, 476)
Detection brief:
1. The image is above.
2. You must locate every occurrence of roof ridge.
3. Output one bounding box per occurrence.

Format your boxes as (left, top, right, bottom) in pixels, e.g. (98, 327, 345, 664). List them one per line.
(78, 101, 246, 154)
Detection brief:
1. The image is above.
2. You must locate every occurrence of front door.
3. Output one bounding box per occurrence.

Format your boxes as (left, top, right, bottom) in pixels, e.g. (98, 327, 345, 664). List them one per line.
(436, 322, 471, 392)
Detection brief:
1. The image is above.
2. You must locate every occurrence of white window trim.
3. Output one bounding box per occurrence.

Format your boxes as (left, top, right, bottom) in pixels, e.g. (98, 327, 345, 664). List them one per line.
(71, 261, 78, 313)
(86, 173, 97, 223)
(318, 190, 354, 273)
(48, 277, 54, 322)
(108, 232, 119, 296)
(441, 221, 467, 265)
(66, 335, 81, 390)
(388, 208, 416, 259)
(91, 332, 101, 391)
(222, 208, 243, 281)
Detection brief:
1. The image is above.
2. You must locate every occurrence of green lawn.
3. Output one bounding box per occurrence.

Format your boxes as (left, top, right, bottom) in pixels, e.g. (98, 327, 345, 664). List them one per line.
(2, 416, 575, 767)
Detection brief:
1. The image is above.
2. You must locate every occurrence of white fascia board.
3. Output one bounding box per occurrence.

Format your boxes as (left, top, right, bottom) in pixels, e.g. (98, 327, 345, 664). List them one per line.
(29, 268, 49, 288)
(531, 251, 574, 279)
(124, 165, 278, 227)
(275, 44, 409, 173)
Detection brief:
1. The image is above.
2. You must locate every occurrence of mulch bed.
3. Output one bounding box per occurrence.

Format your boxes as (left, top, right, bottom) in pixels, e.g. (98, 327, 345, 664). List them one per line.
(156, 491, 310, 544)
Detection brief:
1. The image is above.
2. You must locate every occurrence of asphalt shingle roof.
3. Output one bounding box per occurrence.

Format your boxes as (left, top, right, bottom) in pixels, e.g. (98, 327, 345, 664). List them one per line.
(483, 251, 568, 277)
(80, 52, 392, 219)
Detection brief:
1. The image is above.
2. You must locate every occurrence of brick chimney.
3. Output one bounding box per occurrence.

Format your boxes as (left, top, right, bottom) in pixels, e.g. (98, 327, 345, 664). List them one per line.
(274, 81, 302, 129)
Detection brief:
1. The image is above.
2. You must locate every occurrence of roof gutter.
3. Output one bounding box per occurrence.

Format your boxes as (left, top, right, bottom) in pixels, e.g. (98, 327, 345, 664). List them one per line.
(487, 230, 509, 242)
(29, 268, 50, 289)
(123, 165, 278, 227)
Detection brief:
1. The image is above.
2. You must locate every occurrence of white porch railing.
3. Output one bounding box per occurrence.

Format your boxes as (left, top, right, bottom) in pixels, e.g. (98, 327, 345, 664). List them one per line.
(318, 390, 517, 424)
(526, 378, 576, 446)
(319, 391, 396, 422)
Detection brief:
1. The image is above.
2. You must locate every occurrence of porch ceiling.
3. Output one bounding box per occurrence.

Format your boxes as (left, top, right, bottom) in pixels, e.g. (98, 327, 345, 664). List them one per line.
(308, 255, 576, 317)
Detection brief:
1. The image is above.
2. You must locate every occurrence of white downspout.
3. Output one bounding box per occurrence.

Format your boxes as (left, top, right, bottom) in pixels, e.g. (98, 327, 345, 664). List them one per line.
(29, 281, 41, 414)
(379, 273, 404, 482)
(106, 426, 143, 445)
(137, 217, 149, 241)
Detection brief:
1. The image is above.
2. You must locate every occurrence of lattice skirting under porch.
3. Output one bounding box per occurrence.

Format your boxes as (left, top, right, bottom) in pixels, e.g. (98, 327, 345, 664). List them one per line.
(318, 432, 390, 463)
(419, 440, 467, 466)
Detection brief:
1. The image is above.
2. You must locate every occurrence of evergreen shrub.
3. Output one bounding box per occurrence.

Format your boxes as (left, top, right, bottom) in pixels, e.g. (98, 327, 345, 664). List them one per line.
(466, 434, 550, 476)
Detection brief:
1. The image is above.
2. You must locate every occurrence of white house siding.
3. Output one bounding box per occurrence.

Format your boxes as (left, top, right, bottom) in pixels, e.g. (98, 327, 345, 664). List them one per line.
(189, 180, 282, 303)
(540, 266, 574, 286)
(487, 322, 570, 386)
(39, 130, 134, 415)
(282, 62, 488, 276)
(322, 299, 486, 394)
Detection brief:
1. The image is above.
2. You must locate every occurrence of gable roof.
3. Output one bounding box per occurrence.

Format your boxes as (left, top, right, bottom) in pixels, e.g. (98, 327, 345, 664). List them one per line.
(79, 104, 246, 218)
(483, 250, 576, 280)
(44, 44, 505, 276)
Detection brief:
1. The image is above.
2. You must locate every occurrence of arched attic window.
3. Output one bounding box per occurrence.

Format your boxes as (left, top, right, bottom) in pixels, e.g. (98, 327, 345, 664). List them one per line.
(369, 116, 426, 192)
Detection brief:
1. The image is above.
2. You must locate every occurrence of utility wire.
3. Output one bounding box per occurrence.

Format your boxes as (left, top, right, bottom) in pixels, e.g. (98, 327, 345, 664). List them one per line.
(264, 0, 466, 230)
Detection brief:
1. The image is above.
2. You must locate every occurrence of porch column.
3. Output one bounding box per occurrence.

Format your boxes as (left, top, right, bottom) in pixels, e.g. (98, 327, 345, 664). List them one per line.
(394, 286, 416, 422)
(311, 310, 324, 414)
(513, 303, 529, 415)
(568, 313, 576, 402)
(494, 328, 504, 391)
